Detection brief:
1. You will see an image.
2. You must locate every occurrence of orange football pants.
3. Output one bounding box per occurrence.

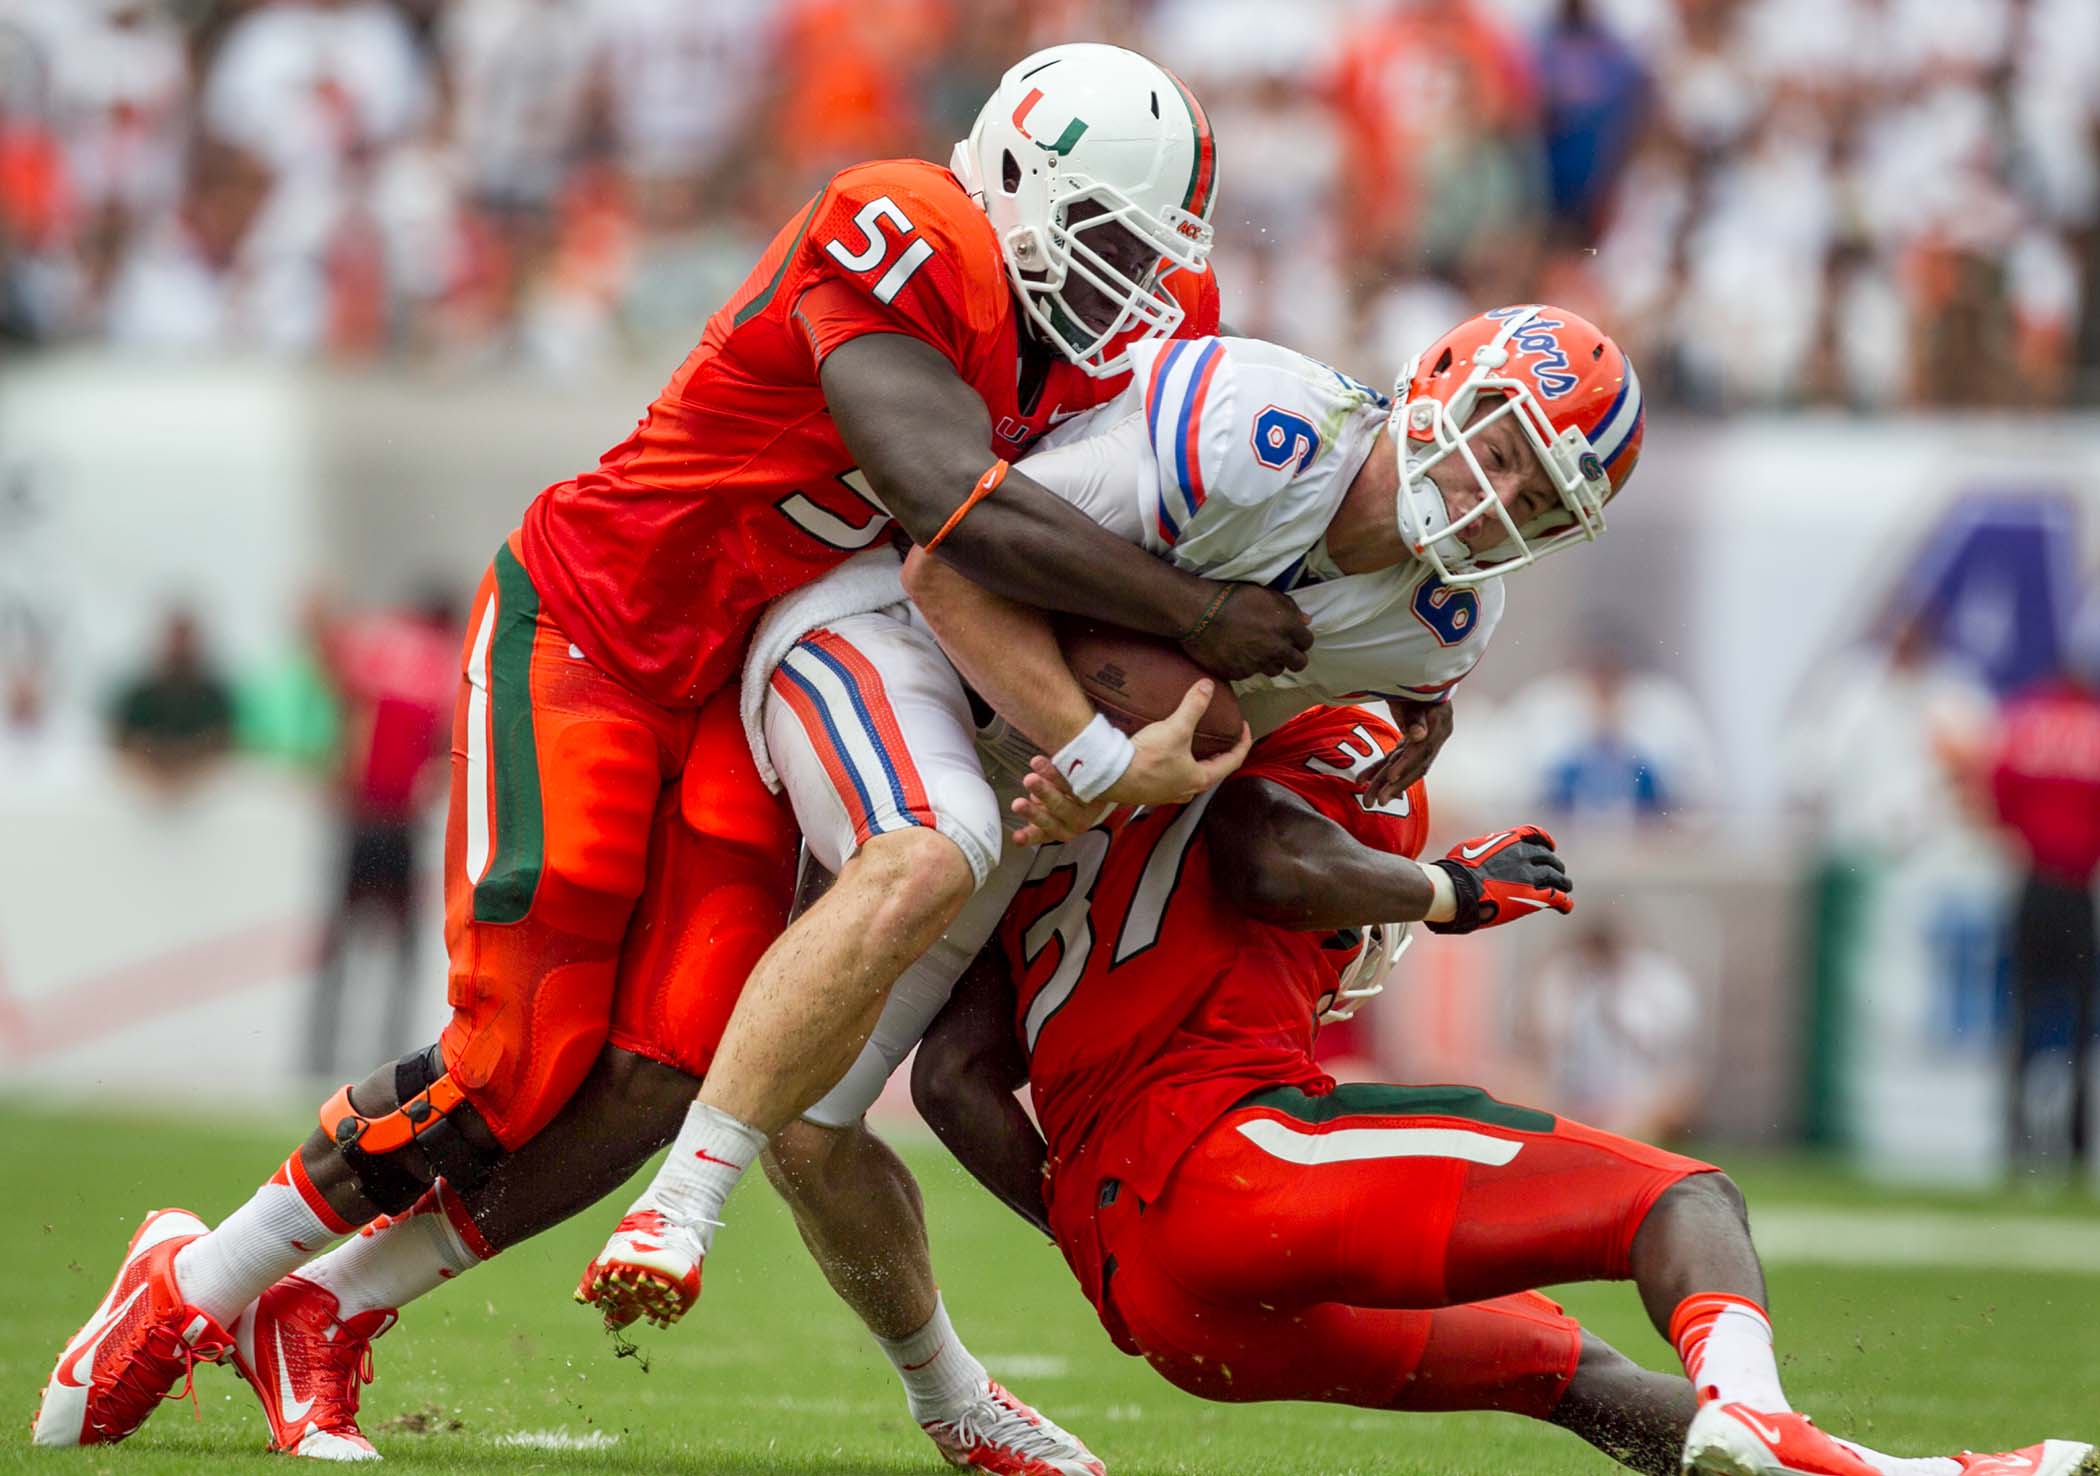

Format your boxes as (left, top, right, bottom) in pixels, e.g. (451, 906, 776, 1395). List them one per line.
(438, 538, 797, 1148)
(1092, 1082, 1715, 1414)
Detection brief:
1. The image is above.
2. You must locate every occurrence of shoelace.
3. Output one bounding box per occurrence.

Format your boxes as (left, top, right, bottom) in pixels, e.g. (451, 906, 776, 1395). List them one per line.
(92, 1319, 227, 1437)
(937, 1389, 1077, 1463)
(302, 1319, 378, 1436)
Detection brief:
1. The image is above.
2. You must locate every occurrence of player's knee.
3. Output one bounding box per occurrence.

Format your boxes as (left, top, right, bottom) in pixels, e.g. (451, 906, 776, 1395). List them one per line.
(1654, 1170, 1748, 1234)
(318, 1044, 505, 1216)
(854, 828, 976, 929)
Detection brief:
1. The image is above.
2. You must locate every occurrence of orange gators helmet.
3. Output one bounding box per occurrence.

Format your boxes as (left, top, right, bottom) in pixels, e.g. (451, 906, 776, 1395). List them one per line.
(1390, 304, 1644, 586)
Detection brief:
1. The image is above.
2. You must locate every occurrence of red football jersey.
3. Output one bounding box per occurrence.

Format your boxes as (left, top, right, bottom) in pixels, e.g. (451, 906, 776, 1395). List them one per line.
(997, 705, 1428, 1307)
(518, 158, 1221, 707)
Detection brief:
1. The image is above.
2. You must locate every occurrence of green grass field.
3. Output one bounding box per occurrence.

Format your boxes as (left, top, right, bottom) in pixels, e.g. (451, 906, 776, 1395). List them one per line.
(3, 1100, 2096, 1476)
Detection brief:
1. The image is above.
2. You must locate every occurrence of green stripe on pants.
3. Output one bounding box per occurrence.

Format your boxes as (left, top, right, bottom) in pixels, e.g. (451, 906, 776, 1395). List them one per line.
(475, 544, 545, 924)
(1242, 1082, 1555, 1135)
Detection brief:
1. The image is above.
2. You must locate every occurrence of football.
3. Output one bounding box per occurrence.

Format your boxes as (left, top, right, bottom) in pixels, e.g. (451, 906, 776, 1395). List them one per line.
(1056, 618, 1245, 759)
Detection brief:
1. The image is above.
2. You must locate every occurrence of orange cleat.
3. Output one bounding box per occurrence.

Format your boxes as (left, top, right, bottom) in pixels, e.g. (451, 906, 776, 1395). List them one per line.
(574, 1208, 703, 1330)
(32, 1209, 232, 1447)
(921, 1379, 1107, 1476)
(230, 1276, 392, 1461)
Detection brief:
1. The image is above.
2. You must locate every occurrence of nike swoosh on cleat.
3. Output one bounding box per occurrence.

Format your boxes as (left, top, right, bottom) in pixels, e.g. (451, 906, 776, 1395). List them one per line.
(1457, 831, 1515, 860)
(275, 1325, 314, 1422)
(57, 1282, 149, 1389)
(1735, 1410, 1787, 1446)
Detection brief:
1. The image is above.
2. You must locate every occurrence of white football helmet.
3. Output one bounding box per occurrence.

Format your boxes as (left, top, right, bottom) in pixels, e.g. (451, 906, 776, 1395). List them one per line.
(1318, 921, 1413, 1025)
(952, 43, 1218, 378)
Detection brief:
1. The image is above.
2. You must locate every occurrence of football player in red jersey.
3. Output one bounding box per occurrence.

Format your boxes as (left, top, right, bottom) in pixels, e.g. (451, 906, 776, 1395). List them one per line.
(35, 43, 1305, 1467)
(912, 709, 2093, 1476)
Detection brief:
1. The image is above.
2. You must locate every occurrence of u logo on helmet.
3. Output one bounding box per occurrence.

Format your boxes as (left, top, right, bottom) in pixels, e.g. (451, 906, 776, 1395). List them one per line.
(1010, 87, 1090, 157)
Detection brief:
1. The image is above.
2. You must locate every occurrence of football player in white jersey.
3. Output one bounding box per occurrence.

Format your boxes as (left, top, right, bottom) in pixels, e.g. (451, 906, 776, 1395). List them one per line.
(580, 303, 1645, 1453)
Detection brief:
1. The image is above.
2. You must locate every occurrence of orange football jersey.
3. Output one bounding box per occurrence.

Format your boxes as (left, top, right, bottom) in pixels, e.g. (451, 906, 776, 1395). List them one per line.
(518, 158, 1221, 707)
(1003, 710, 1427, 1193)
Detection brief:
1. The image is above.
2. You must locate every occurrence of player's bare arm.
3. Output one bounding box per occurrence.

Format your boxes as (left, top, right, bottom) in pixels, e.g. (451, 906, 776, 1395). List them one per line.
(902, 544, 1251, 808)
(907, 950, 1049, 1237)
(822, 332, 1310, 683)
(1207, 775, 1572, 934)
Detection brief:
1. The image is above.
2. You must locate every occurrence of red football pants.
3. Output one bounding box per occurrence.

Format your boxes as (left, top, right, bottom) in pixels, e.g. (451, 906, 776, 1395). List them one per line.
(1095, 1081, 1715, 1414)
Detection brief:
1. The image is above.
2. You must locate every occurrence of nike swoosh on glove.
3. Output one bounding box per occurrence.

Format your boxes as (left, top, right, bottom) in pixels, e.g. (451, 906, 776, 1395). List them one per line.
(1426, 825, 1573, 934)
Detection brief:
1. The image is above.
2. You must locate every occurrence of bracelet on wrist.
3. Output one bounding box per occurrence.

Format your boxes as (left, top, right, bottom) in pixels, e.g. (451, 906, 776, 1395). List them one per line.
(1177, 584, 1236, 645)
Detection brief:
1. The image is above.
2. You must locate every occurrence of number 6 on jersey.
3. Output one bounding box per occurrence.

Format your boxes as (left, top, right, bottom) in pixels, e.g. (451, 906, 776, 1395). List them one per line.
(824, 195, 935, 305)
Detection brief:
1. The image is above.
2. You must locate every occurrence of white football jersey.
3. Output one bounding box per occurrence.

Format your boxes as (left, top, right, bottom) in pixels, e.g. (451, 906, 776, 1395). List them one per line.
(1018, 334, 1505, 736)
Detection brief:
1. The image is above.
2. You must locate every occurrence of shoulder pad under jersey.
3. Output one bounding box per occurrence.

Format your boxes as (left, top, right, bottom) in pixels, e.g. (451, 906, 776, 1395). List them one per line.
(807, 159, 1012, 342)
(1130, 335, 1389, 588)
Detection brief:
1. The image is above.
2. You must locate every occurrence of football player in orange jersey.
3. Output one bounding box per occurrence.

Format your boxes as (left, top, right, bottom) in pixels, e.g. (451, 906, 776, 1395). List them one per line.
(912, 711, 2092, 1476)
(35, 43, 1306, 1470)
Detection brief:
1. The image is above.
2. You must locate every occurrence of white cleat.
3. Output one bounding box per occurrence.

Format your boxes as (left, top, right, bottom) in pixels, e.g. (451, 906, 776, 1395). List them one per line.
(1683, 1403, 1882, 1476)
(32, 1208, 230, 1448)
(575, 1208, 704, 1329)
(921, 1379, 1106, 1476)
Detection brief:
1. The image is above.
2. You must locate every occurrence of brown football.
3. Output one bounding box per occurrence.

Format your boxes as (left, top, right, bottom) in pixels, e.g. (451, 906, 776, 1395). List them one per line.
(1056, 618, 1245, 759)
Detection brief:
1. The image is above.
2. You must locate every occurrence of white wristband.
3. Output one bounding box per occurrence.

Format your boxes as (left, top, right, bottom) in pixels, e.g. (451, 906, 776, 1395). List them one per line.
(1422, 861, 1458, 923)
(1053, 713, 1137, 803)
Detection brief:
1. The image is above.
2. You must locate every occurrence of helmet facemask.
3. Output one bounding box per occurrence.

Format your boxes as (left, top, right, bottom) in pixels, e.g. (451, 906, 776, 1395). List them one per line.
(1024, 179, 1210, 375)
(1390, 350, 1615, 587)
(1318, 921, 1412, 1025)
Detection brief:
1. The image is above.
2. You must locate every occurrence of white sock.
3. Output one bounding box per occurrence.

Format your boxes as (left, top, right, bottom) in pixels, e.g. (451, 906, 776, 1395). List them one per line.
(1838, 1443, 1960, 1476)
(1672, 1294, 1788, 1411)
(876, 1295, 990, 1425)
(629, 1102, 766, 1254)
(173, 1154, 352, 1324)
(299, 1181, 486, 1319)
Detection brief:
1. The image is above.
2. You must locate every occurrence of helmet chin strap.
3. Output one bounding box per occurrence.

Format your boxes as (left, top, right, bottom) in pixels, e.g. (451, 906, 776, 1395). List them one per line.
(1395, 444, 1483, 579)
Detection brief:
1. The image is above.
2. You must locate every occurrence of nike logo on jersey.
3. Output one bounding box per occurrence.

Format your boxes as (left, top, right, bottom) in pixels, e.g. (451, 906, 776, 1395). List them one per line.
(1457, 831, 1515, 860)
(275, 1325, 315, 1422)
(58, 1283, 150, 1388)
(1045, 404, 1085, 427)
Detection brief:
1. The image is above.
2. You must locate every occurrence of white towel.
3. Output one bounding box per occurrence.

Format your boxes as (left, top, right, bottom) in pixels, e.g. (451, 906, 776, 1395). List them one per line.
(738, 547, 910, 787)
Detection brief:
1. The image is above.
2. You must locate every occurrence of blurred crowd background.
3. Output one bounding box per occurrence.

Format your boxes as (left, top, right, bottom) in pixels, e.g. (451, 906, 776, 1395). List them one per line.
(4, 0, 2100, 1190)
(3, 0, 2098, 404)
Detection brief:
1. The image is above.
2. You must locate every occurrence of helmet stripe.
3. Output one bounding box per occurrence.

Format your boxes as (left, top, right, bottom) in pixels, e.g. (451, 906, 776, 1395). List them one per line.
(1587, 367, 1633, 447)
(1164, 68, 1217, 217)
(1591, 362, 1644, 470)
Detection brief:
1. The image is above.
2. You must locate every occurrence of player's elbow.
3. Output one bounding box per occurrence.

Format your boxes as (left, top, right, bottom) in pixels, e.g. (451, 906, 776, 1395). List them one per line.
(899, 545, 946, 604)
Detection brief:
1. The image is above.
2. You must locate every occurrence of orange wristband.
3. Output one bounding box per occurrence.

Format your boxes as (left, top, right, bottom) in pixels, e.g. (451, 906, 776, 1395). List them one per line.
(923, 459, 1010, 553)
